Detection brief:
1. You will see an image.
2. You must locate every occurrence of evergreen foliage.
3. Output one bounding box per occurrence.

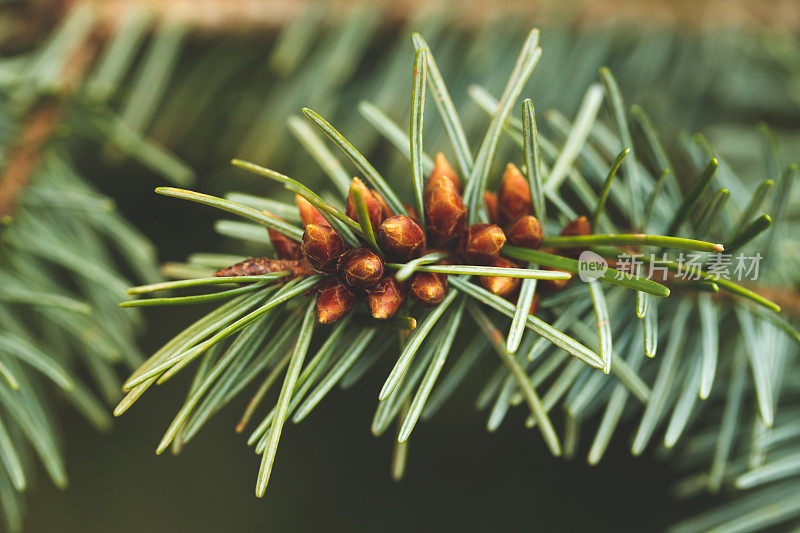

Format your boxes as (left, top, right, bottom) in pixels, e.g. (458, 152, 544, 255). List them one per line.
(119, 28, 800, 532)
(2, 2, 800, 531)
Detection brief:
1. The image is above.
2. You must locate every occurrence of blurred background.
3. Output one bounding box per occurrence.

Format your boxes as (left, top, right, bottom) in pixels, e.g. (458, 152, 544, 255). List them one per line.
(1, 0, 799, 531)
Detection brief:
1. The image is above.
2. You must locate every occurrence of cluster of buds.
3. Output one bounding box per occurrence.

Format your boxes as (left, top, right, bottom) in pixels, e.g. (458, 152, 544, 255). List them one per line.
(479, 163, 542, 304)
(481, 163, 593, 302)
(215, 153, 591, 324)
(299, 178, 406, 323)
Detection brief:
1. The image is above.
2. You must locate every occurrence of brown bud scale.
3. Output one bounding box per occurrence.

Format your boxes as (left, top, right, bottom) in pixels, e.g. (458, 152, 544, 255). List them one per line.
(424, 153, 461, 197)
(529, 293, 540, 316)
(372, 190, 394, 220)
(425, 177, 466, 247)
(506, 215, 543, 249)
(460, 223, 506, 265)
(559, 216, 592, 258)
(497, 163, 532, 225)
(479, 257, 521, 297)
(484, 191, 499, 225)
(301, 224, 346, 273)
(316, 277, 355, 324)
(410, 271, 448, 307)
(265, 211, 302, 259)
(268, 229, 302, 259)
(402, 202, 420, 223)
(339, 248, 384, 289)
(379, 215, 425, 261)
(561, 216, 592, 237)
(296, 195, 329, 227)
(366, 277, 405, 319)
(346, 177, 384, 231)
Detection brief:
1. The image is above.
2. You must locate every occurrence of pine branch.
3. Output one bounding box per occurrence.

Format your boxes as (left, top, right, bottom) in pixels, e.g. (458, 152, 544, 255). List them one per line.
(10, 4, 798, 530)
(113, 26, 800, 521)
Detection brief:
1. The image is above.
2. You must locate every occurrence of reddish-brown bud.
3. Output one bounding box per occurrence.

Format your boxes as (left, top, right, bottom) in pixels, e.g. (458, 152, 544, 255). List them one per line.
(484, 191, 499, 225)
(424, 152, 461, 198)
(561, 216, 592, 237)
(372, 190, 394, 219)
(378, 215, 426, 261)
(267, 230, 302, 259)
(410, 271, 448, 306)
(301, 224, 345, 273)
(425, 176, 466, 246)
(338, 248, 384, 289)
(479, 257, 520, 297)
(459, 223, 506, 265)
(366, 276, 405, 319)
(264, 211, 302, 259)
(560, 216, 592, 258)
(402, 202, 420, 223)
(346, 177, 384, 231)
(316, 277, 355, 324)
(296, 195, 329, 227)
(506, 215, 543, 249)
(540, 268, 572, 292)
(529, 293, 540, 316)
(498, 163, 532, 225)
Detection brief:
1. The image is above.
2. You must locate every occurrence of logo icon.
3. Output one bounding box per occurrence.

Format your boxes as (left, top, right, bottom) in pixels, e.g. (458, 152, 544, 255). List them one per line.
(577, 250, 607, 282)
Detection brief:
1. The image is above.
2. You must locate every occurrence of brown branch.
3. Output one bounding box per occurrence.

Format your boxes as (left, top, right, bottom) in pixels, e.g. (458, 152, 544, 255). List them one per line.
(26, 0, 800, 38)
(0, 104, 65, 219)
(600, 255, 800, 316)
(0, 28, 101, 219)
(92, 0, 800, 33)
(745, 286, 800, 317)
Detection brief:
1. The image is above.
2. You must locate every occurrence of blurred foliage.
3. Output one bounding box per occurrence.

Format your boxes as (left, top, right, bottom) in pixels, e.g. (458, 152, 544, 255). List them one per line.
(0, 3, 191, 530)
(99, 3, 800, 190)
